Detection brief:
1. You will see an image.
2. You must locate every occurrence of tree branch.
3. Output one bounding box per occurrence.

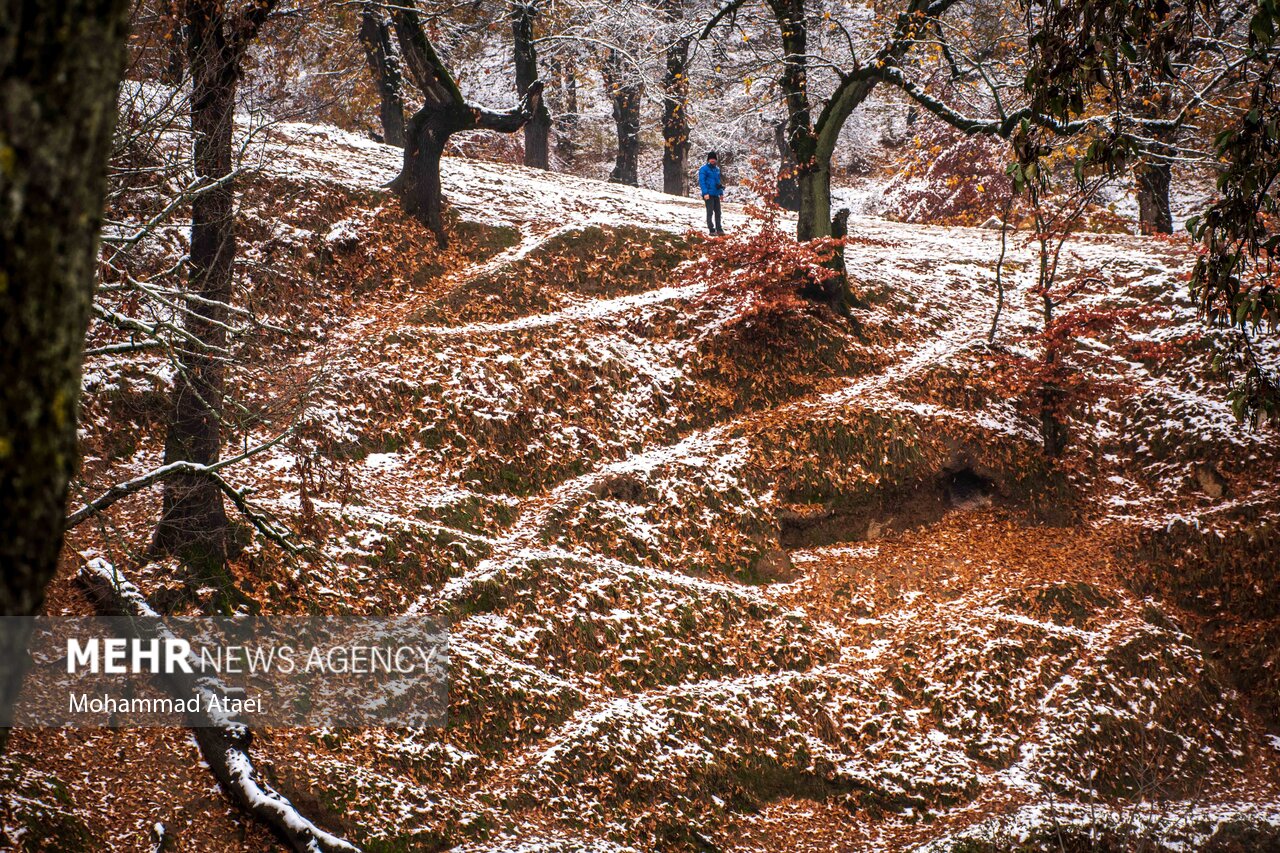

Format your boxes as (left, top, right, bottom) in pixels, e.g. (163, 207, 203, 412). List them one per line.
(68, 431, 300, 555)
(388, 0, 466, 109)
(699, 0, 752, 40)
(229, 0, 284, 58)
(470, 80, 545, 132)
(77, 558, 360, 853)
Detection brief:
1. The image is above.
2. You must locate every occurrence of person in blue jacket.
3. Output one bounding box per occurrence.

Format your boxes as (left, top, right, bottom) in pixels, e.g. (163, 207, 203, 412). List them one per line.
(698, 151, 724, 236)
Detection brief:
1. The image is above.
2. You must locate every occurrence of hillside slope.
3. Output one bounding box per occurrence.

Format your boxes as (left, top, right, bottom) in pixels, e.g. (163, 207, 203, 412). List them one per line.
(15, 122, 1280, 852)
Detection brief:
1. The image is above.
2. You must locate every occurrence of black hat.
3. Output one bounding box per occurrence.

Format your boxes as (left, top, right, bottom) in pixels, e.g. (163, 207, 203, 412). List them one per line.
(707, 151, 718, 161)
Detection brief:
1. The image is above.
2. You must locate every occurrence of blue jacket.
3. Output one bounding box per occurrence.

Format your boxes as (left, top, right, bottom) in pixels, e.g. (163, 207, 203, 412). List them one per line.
(698, 163, 723, 197)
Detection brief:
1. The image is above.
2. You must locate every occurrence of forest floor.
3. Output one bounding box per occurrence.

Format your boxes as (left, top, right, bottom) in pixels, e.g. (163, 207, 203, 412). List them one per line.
(7, 121, 1280, 852)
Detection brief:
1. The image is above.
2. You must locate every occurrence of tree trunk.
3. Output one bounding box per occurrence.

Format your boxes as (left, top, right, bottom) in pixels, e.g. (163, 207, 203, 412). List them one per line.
(0, 0, 131, 753)
(163, 15, 186, 86)
(823, 208, 854, 314)
(397, 107, 452, 241)
(152, 0, 241, 577)
(1136, 159, 1173, 235)
(805, 206, 856, 317)
(604, 50, 642, 187)
(661, 35, 691, 195)
(773, 0, 822, 237)
(1040, 395, 1069, 457)
(512, 2, 550, 169)
(1134, 86, 1174, 236)
(802, 75, 876, 240)
(387, 0, 543, 242)
(797, 163, 832, 241)
(774, 120, 800, 211)
(1040, 368, 1069, 458)
(552, 54, 579, 167)
(1039, 292, 1068, 457)
(359, 4, 406, 147)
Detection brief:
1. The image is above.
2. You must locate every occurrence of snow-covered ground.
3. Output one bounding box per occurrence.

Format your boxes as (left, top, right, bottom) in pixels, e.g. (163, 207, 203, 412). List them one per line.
(19, 118, 1279, 851)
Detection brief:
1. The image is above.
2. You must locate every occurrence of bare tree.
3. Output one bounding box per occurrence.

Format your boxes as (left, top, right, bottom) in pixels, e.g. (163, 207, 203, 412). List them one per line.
(659, 0, 692, 195)
(150, 0, 281, 577)
(0, 0, 131, 752)
(774, 119, 800, 211)
(702, 0, 963, 241)
(359, 2, 407, 146)
(525, 0, 689, 190)
(513, 0, 553, 168)
(386, 0, 544, 242)
(603, 47, 643, 186)
(83, 69, 309, 575)
(550, 52, 581, 167)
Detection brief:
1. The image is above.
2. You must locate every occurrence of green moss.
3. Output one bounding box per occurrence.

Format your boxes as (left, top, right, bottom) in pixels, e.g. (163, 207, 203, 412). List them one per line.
(414, 491, 517, 537)
(1005, 582, 1117, 627)
(360, 831, 454, 853)
(0, 757, 99, 852)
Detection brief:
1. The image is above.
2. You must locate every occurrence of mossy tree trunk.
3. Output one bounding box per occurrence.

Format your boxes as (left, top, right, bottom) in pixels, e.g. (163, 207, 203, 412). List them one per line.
(824, 208, 855, 314)
(766, 0, 873, 241)
(703, 0, 952, 242)
(0, 0, 130, 752)
(769, 0, 819, 236)
(801, 77, 877, 240)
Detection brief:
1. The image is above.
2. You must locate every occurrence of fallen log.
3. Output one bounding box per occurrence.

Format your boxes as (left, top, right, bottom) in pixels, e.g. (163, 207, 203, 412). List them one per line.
(77, 557, 361, 853)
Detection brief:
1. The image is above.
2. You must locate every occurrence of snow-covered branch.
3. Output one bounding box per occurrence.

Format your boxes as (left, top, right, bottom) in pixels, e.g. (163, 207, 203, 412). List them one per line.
(77, 558, 361, 853)
(68, 431, 301, 555)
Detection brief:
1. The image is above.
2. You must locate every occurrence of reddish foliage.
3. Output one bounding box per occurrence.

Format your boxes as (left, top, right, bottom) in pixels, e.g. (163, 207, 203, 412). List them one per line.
(883, 123, 1013, 225)
(684, 166, 849, 332)
(990, 276, 1191, 430)
(325, 201, 498, 296)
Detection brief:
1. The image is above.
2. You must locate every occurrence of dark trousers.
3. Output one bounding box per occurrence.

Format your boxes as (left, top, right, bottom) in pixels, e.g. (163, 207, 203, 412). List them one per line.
(704, 195, 722, 233)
